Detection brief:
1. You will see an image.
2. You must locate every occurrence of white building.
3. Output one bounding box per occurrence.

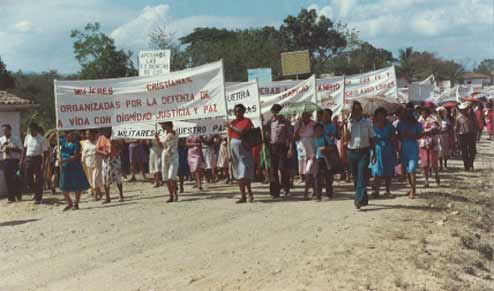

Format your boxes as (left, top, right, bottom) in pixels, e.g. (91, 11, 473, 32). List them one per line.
(463, 72, 491, 91)
(0, 91, 35, 197)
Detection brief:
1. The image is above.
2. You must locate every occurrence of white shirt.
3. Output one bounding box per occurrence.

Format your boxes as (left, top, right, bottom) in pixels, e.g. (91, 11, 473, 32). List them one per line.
(24, 134, 49, 157)
(0, 135, 23, 160)
(82, 139, 97, 168)
(347, 118, 375, 149)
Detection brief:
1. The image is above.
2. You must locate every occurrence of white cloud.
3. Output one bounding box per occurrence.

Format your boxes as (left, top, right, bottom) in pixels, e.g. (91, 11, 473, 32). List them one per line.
(14, 20, 33, 32)
(308, 0, 493, 65)
(110, 4, 170, 50)
(308, 4, 333, 19)
(1, 0, 491, 73)
(110, 4, 257, 55)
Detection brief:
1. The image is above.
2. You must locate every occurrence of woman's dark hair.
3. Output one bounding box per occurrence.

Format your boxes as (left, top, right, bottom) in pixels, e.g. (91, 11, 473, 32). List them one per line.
(314, 123, 324, 130)
(270, 104, 283, 113)
(351, 101, 362, 112)
(488, 99, 494, 109)
(374, 107, 387, 118)
(29, 122, 39, 131)
(323, 108, 333, 116)
(404, 108, 418, 124)
(234, 104, 246, 113)
(162, 121, 173, 128)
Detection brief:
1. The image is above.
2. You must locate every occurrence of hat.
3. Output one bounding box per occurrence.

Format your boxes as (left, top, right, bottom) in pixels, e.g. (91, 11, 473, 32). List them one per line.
(458, 102, 470, 110)
(435, 106, 446, 112)
(423, 101, 436, 108)
(270, 104, 283, 113)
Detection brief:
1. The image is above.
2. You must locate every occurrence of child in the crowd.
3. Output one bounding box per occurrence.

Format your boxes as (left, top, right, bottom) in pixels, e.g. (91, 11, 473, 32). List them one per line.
(216, 136, 230, 183)
(312, 123, 332, 201)
(177, 137, 190, 193)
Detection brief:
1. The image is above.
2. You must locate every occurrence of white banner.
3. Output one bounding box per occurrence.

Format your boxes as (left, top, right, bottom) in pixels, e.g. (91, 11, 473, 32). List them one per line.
(112, 81, 261, 139)
(317, 77, 345, 114)
(458, 85, 474, 100)
(253, 76, 343, 113)
(55, 61, 226, 130)
(434, 85, 459, 104)
(112, 118, 226, 139)
(409, 82, 436, 102)
(344, 66, 397, 100)
(139, 49, 171, 77)
(259, 75, 317, 115)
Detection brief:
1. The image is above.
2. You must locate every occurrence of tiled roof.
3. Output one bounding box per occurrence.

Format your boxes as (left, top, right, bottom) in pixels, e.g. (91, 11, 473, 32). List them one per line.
(0, 90, 34, 105)
(463, 72, 490, 80)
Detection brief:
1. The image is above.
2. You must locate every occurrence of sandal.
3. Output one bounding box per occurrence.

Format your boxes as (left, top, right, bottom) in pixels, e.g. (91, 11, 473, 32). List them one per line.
(72, 204, 79, 210)
(102, 199, 111, 204)
(236, 197, 247, 204)
(63, 205, 73, 211)
(248, 195, 254, 203)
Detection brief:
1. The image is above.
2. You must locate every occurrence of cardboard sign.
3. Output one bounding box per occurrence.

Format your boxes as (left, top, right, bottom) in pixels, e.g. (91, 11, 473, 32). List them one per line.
(139, 49, 171, 77)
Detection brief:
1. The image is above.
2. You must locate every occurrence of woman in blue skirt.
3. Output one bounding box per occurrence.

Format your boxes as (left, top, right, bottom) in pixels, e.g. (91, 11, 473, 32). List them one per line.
(60, 131, 90, 211)
(396, 108, 424, 199)
(370, 107, 397, 198)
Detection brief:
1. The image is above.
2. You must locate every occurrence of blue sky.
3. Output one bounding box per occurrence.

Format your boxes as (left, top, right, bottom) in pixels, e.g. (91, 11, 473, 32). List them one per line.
(1, 0, 493, 74)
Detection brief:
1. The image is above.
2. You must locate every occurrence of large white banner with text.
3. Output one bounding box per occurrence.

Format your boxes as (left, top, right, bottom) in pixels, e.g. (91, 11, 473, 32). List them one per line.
(252, 76, 343, 113)
(344, 66, 397, 100)
(112, 80, 261, 139)
(259, 75, 317, 115)
(55, 61, 226, 130)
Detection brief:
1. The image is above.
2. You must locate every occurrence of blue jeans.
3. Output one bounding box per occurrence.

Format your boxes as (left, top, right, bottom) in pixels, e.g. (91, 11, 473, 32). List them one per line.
(348, 149, 369, 205)
(314, 159, 334, 198)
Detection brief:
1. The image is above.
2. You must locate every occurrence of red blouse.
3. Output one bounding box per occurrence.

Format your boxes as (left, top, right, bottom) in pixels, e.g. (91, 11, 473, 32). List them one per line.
(228, 118, 253, 139)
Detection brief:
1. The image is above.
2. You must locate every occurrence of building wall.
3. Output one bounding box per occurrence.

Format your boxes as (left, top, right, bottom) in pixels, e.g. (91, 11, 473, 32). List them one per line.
(0, 111, 21, 196)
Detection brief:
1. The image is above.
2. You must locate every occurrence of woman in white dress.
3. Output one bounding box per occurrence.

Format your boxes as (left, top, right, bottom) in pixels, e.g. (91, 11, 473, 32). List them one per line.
(149, 138, 163, 187)
(82, 130, 101, 200)
(156, 122, 179, 203)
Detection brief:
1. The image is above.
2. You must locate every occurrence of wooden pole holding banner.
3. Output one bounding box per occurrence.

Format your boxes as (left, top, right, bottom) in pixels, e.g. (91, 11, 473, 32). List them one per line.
(255, 79, 270, 180)
(219, 59, 234, 181)
(53, 80, 61, 187)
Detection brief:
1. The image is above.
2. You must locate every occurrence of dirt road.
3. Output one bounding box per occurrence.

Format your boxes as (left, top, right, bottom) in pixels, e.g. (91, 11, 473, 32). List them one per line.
(1, 139, 493, 291)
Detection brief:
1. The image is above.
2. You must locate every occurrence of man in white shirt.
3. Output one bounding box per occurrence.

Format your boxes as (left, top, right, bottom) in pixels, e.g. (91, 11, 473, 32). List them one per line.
(20, 123, 49, 204)
(0, 124, 23, 203)
(343, 101, 376, 209)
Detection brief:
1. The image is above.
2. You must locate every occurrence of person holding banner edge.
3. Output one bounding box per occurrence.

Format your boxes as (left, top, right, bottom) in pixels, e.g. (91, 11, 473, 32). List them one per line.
(59, 131, 90, 211)
(227, 104, 255, 203)
(156, 122, 179, 203)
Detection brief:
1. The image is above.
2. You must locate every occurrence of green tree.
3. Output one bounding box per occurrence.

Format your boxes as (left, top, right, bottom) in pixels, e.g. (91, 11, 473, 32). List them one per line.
(70, 22, 137, 79)
(475, 59, 494, 76)
(149, 25, 188, 71)
(330, 42, 395, 75)
(0, 56, 15, 90)
(180, 27, 284, 81)
(10, 70, 64, 130)
(396, 49, 464, 82)
(397, 47, 415, 81)
(280, 9, 348, 64)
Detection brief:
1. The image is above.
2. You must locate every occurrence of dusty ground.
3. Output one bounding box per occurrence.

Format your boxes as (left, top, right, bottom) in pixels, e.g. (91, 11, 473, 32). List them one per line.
(0, 138, 493, 291)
